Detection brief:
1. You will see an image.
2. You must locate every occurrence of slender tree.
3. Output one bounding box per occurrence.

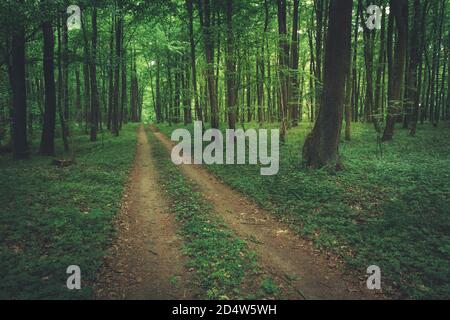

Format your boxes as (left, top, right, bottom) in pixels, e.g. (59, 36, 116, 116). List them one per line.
(10, 0, 28, 159)
(90, 7, 100, 141)
(289, 0, 300, 127)
(277, 0, 289, 142)
(225, 0, 236, 130)
(199, 0, 219, 128)
(382, 0, 408, 141)
(40, 20, 57, 156)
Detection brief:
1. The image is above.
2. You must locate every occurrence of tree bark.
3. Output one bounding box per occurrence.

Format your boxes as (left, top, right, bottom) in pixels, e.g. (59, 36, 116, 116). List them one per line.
(57, 17, 69, 152)
(186, 0, 202, 122)
(374, 4, 386, 132)
(112, 3, 123, 136)
(75, 67, 82, 122)
(410, 0, 428, 136)
(199, 0, 219, 128)
(40, 20, 57, 156)
(107, 14, 114, 129)
(359, 0, 375, 123)
(382, 0, 408, 141)
(10, 6, 28, 159)
(90, 8, 100, 142)
(302, 0, 353, 169)
(277, 0, 289, 142)
(289, 0, 300, 127)
(225, 0, 237, 130)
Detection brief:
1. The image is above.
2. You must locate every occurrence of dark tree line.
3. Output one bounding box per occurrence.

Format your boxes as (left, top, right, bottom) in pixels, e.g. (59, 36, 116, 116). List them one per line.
(0, 0, 449, 169)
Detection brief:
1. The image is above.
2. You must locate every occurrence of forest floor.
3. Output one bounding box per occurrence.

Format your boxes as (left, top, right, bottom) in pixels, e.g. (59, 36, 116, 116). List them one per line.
(0, 124, 138, 299)
(149, 125, 379, 300)
(94, 125, 201, 299)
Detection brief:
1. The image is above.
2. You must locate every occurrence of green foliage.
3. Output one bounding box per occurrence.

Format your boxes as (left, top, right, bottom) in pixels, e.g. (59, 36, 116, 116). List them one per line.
(148, 130, 260, 300)
(157, 122, 450, 299)
(259, 277, 280, 296)
(0, 125, 138, 299)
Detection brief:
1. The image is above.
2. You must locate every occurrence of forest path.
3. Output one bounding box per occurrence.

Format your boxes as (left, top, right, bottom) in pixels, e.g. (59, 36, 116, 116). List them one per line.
(94, 125, 200, 300)
(150, 125, 381, 300)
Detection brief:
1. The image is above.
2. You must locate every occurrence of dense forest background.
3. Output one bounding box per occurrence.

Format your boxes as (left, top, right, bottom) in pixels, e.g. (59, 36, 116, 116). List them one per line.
(0, 0, 449, 300)
(1, 0, 449, 162)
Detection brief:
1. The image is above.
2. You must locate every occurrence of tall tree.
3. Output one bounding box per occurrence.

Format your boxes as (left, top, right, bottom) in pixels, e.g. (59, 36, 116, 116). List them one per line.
(90, 7, 100, 141)
(409, 0, 428, 136)
(225, 0, 236, 130)
(374, 4, 387, 131)
(9, 0, 28, 159)
(277, 0, 289, 142)
(107, 14, 114, 129)
(57, 16, 69, 152)
(199, 0, 219, 128)
(382, 0, 408, 141)
(112, 1, 123, 136)
(40, 20, 57, 156)
(359, 0, 375, 123)
(62, 13, 69, 132)
(289, 0, 300, 127)
(302, 0, 353, 169)
(186, 0, 202, 122)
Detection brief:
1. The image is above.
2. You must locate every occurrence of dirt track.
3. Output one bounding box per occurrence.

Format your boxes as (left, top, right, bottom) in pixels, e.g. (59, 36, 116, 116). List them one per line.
(150, 125, 381, 300)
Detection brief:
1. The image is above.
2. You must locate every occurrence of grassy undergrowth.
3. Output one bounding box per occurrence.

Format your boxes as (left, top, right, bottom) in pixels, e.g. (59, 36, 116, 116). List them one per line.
(148, 130, 266, 300)
(0, 124, 138, 299)
(157, 122, 450, 299)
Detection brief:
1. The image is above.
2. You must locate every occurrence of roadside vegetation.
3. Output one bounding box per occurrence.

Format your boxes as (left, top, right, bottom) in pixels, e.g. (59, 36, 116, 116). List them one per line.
(0, 125, 138, 299)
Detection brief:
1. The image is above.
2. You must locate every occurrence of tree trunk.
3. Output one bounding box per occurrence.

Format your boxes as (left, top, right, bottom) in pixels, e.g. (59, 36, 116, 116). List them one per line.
(199, 0, 219, 128)
(107, 14, 114, 130)
(186, 0, 202, 122)
(359, 0, 374, 123)
(10, 8, 28, 159)
(277, 0, 289, 142)
(410, 0, 428, 136)
(289, 0, 300, 127)
(62, 16, 69, 130)
(344, 69, 352, 141)
(90, 8, 100, 142)
(302, 0, 353, 169)
(447, 27, 450, 120)
(40, 20, 57, 156)
(155, 59, 162, 123)
(57, 17, 69, 152)
(120, 24, 127, 128)
(382, 0, 408, 141)
(75, 67, 82, 122)
(225, 0, 237, 130)
(112, 5, 123, 137)
(374, 5, 386, 131)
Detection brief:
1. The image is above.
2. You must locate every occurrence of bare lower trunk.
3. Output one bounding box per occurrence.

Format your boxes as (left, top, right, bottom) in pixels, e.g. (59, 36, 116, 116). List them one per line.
(302, 0, 353, 169)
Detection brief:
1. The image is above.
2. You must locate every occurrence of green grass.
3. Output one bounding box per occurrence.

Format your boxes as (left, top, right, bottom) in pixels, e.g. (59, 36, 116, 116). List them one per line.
(148, 130, 262, 300)
(0, 125, 138, 299)
(157, 121, 450, 299)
